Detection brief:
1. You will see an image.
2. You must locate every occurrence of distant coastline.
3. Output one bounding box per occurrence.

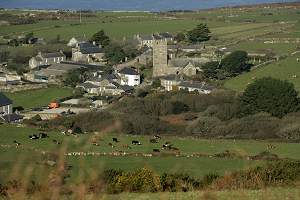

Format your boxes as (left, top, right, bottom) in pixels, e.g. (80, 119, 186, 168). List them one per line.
(0, 0, 298, 12)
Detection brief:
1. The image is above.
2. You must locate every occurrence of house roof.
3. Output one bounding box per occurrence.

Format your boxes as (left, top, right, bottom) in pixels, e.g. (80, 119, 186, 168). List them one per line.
(139, 35, 153, 41)
(178, 81, 214, 91)
(118, 67, 139, 75)
(78, 42, 104, 54)
(41, 52, 65, 58)
(78, 82, 99, 89)
(159, 32, 173, 38)
(0, 93, 12, 107)
(160, 74, 181, 81)
(2, 113, 23, 123)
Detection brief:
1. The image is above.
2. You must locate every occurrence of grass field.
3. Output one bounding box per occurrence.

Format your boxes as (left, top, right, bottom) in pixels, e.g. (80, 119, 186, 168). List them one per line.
(1, 124, 300, 184)
(100, 188, 300, 200)
(224, 54, 300, 92)
(4, 87, 73, 110)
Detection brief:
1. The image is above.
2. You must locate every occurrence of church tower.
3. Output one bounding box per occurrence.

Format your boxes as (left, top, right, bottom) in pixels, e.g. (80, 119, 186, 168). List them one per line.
(152, 39, 168, 77)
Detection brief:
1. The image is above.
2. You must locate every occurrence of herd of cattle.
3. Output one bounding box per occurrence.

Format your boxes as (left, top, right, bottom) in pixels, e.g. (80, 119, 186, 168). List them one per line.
(13, 133, 180, 154)
(106, 135, 180, 153)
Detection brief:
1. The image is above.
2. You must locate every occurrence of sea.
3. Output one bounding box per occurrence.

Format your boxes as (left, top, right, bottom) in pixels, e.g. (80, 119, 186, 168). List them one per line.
(0, 0, 296, 11)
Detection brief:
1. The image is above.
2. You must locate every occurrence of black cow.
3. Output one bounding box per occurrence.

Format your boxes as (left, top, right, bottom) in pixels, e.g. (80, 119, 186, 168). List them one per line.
(154, 135, 161, 140)
(39, 133, 49, 139)
(29, 134, 39, 140)
(153, 149, 160, 153)
(13, 140, 21, 146)
(112, 138, 119, 143)
(52, 140, 61, 145)
(132, 140, 142, 145)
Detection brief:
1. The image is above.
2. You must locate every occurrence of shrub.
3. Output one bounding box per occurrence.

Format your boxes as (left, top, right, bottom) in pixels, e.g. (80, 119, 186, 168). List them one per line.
(160, 173, 200, 192)
(277, 124, 300, 141)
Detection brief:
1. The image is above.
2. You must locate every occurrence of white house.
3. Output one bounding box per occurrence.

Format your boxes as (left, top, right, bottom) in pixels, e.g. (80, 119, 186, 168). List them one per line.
(0, 93, 13, 116)
(178, 81, 214, 94)
(29, 51, 66, 69)
(117, 67, 140, 86)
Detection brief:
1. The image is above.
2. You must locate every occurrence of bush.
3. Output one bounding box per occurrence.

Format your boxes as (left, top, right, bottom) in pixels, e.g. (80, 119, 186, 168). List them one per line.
(160, 173, 200, 192)
(240, 77, 300, 118)
(213, 160, 300, 190)
(277, 124, 300, 141)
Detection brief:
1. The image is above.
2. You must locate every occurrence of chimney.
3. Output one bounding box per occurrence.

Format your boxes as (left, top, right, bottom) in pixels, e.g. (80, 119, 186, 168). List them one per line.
(93, 41, 96, 46)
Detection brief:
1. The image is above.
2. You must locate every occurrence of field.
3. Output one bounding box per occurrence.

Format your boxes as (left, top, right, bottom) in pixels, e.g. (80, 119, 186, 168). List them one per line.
(1, 124, 300, 184)
(99, 188, 300, 200)
(4, 87, 73, 110)
(224, 54, 300, 92)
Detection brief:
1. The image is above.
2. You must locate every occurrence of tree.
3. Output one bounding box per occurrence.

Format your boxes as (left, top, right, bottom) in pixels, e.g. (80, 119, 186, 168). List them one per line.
(104, 44, 126, 65)
(240, 77, 300, 118)
(174, 32, 186, 43)
(221, 51, 249, 75)
(187, 23, 211, 43)
(90, 30, 110, 47)
(201, 61, 220, 79)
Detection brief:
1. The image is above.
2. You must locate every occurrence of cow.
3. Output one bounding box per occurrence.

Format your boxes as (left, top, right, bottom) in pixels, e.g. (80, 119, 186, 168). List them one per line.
(13, 140, 21, 147)
(29, 134, 39, 140)
(39, 133, 48, 139)
(154, 135, 161, 140)
(153, 149, 160, 153)
(112, 138, 119, 143)
(108, 143, 114, 148)
(52, 140, 61, 145)
(132, 140, 142, 145)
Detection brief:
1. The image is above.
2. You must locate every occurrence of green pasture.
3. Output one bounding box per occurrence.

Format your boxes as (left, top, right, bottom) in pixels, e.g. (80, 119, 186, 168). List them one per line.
(229, 41, 298, 55)
(224, 54, 300, 92)
(1, 124, 300, 183)
(4, 87, 73, 110)
(101, 188, 300, 200)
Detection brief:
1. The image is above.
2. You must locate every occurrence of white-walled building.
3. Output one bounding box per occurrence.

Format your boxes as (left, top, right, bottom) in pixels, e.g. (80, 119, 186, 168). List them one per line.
(0, 93, 13, 116)
(117, 67, 140, 86)
(29, 51, 66, 69)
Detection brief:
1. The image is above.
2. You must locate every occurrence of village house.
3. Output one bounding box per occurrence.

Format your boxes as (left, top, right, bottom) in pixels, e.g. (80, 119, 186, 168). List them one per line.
(29, 51, 66, 69)
(72, 42, 105, 64)
(159, 75, 182, 91)
(0, 92, 13, 116)
(178, 81, 214, 94)
(117, 67, 141, 86)
(77, 73, 134, 96)
(135, 32, 174, 48)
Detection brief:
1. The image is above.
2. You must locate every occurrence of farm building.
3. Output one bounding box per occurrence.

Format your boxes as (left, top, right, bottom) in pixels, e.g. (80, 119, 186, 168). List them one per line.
(72, 42, 105, 64)
(29, 51, 66, 69)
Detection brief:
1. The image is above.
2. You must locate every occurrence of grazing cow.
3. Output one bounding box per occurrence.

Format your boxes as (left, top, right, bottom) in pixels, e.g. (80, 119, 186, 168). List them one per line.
(170, 147, 179, 151)
(39, 133, 48, 139)
(92, 142, 100, 146)
(13, 140, 21, 147)
(150, 139, 158, 143)
(113, 138, 119, 143)
(153, 149, 160, 153)
(132, 140, 142, 145)
(154, 135, 161, 140)
(29, 134, 39, 140)
(108, 143, 114, 148)
(52, 140, 61, 145)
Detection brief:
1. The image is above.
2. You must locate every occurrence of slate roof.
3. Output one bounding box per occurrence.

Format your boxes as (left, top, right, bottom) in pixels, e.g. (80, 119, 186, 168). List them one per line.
(0, 93, 12, 107)
(2, 113, 23, 123)
(78, 82, 99, 89)
(139, 35, 153, 41)
(41, 52, 65, 58)
(78, 42, 104, 54)
(119, 67, 139, 75)
(159, 32, 173, 38)
(178, 81, 214, 91)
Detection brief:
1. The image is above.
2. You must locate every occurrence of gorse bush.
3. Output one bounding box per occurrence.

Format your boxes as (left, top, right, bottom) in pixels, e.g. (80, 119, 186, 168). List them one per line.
(213, 160, 300, 190)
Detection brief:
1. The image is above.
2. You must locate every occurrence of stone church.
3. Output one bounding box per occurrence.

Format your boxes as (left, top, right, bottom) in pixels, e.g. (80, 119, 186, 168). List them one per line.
(152, 39, 199, 78)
